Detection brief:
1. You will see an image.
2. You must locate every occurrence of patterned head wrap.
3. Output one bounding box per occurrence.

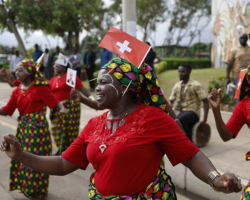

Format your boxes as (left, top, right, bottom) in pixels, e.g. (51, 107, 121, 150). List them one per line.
(239, 65, 250, 100)
(102, 57, 168, 113)
(18, 59, 48, 86)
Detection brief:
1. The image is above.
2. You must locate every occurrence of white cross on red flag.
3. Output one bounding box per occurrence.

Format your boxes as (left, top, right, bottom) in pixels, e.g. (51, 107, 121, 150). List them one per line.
(234, 69, 247, 99)
(99, 27, 151, 68)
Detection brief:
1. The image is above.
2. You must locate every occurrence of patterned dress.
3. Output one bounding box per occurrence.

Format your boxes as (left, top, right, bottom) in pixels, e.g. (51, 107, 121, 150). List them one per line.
(2, 85, 59, 199)
(49, 73, 83, 154)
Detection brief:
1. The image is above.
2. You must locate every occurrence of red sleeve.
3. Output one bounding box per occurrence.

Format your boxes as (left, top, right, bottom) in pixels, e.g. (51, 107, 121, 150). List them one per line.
(226, 101, 246, 137)
(75, 76, 83, 90)
(147, 108, 199, 166)
(39, 86, 59, 109)
(61, 121, 91, 169)
(2, 88, 18, 116)
(13, 79, 20, 86)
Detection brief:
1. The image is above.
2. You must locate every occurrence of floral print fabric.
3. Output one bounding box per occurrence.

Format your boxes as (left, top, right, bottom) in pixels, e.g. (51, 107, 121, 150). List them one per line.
(9, 108, 51, 199)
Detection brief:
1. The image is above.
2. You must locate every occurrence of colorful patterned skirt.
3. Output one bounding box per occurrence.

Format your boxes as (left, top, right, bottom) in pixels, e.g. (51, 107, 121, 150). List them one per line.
(9, 109, 52, 199)
(50, 99, 80, 155)
(241, 180, 250, 200)
(88, 158, 177, 200)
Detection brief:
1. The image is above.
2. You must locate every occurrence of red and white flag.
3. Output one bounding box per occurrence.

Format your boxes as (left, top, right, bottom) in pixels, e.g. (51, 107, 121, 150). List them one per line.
(99, 27, 151, 68)
(234, 69, 247, 99)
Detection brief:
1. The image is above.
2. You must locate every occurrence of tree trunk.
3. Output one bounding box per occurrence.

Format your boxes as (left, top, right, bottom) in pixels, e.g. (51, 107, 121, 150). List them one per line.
(0, 4, 27, 57)
(8, 18, 27, 57)
(74, 30, 80, 50)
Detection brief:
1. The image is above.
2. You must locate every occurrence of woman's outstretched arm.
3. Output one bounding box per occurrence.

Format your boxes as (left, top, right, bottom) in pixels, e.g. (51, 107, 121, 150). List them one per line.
(1, 134, 79, 175)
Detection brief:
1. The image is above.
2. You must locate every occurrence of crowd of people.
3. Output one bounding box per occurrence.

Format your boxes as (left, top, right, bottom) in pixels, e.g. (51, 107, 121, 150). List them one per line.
(0, 32, 249, 200)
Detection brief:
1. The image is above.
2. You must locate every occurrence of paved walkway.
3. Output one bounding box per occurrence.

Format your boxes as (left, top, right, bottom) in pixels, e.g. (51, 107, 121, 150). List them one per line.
(0, 82, 248, 200)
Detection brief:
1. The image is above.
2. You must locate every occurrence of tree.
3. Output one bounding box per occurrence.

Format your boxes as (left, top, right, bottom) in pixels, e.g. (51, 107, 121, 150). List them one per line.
(0, 0, 106, 54)
(0, 0, 28, 57)
(163, 0, 211, 56)
(136, 0, 167, 42)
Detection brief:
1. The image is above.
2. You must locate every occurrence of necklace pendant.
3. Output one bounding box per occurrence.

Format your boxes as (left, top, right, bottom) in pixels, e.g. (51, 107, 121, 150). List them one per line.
(99, 144, 107, 153)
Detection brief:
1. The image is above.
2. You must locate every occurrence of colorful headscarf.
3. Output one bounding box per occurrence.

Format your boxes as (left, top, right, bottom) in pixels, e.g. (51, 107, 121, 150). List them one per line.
(102, 57, 168, 113)
(19, 59, 48, 86)
(239, 65, 250, 100)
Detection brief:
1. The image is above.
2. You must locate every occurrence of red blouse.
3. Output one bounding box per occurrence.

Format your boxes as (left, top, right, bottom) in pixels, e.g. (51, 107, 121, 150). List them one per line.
(227, 97, 250, 136)
(62, 104, 199, 196)
(2, 85, 59, 116)
(49, 73, 83, 101)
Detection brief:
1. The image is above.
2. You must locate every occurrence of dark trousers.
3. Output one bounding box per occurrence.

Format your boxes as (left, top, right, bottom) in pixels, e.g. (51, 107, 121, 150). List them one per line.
(75, 67, 81, 79)
(86, 68, 95, 89)
(178, 111, 199, 141)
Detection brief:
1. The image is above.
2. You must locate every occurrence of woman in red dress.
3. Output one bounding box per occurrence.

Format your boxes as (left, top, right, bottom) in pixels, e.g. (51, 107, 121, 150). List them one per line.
(0, 59, 67, 200)
(49, 54, 94, 155)
(208, 65, 250, 200)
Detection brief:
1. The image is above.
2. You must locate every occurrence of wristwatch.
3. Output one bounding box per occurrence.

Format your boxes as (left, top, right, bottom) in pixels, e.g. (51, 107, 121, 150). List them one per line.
(208, 171, 221, 191)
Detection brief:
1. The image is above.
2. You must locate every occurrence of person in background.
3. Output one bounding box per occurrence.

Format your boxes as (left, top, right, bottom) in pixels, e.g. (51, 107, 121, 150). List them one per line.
(1, 57, 242, 199)
(43, 48, 53, 80)
(49, 54, 94, 155)
(83, 44, 96, 92)
(208, 65, 250, 200)
(169, 63, 209, 142)
(32, 44, 43, 63)
(10, 50, 23, 79)
(100, 48, 112, 68)
(144, 42, 162, 69)
(0, 59, 67, 200)
(225, 33, 250, 85)
(70, 48, 82, 79)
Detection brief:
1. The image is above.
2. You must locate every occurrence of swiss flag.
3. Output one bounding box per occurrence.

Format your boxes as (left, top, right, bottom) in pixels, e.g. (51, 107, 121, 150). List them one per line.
(234, 69, 247, 99)
(99, 27, 151, 68)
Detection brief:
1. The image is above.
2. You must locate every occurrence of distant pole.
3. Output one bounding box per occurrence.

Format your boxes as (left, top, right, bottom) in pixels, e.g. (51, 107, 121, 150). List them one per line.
(122, 0, 136, 37)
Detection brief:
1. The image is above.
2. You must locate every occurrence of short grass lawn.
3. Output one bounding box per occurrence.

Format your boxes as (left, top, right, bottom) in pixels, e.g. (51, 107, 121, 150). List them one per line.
(157, 67, 226, 99)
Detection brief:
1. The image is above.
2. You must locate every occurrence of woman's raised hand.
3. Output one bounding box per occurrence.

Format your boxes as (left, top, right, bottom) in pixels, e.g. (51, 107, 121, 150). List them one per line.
(213, 173, 242, 193)
(0, 68, 8, 78)
(207, 88, 221, 110)
(1, 134, 23, 160)
(70, 89, 81, 102)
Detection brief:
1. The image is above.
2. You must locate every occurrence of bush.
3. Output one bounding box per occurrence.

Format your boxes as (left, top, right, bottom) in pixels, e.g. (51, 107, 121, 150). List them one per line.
(162, 58, 211, 70)
(154, 61, 167, 74)
(0, 63, 9, 69)
(208, 75, 236, 107)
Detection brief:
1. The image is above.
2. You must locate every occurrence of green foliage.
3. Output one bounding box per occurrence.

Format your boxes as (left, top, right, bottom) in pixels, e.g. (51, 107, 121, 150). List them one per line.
(164, 0, 211, 52)
(161, 58, 211, 70)
(154, 61, 167, 74)
(0, 63, 9, 69)
(208, 76, 236, 106)
(136, 0, 167, 41)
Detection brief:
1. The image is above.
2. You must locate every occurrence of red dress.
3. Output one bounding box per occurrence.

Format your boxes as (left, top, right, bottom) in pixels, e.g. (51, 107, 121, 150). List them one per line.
(1, 85, 59, 199)
(49, 73, 83, 101)
(62, 104, 199, 196)
(226, 97, 250, 136)
(2, 85, 58, 115)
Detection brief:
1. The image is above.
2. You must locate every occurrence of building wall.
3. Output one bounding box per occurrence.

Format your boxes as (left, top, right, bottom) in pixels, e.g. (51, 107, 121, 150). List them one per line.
(212, 0, 250, 68)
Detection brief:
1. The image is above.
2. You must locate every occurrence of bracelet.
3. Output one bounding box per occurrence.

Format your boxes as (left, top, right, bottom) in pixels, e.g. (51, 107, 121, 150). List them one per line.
(208, 171, 221, 192)
(175, 119, 180, 122)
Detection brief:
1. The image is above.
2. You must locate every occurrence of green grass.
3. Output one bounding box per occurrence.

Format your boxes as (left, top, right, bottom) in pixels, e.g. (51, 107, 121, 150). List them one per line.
(157, 68, 226, 98)
(82, 68, 227, 99)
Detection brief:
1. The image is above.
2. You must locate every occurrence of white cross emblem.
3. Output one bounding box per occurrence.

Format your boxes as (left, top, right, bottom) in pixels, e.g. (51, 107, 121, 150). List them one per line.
(237, 78, 242, 89)
(116, 40, 132, 53)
